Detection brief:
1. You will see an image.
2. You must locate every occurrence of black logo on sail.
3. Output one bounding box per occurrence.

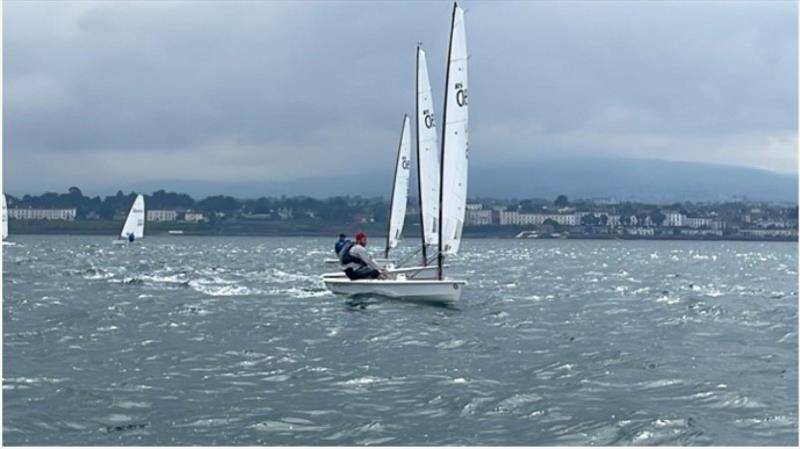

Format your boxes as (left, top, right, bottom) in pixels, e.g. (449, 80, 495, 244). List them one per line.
(455, 83, 468, 107)
(423, 110, 435, 129)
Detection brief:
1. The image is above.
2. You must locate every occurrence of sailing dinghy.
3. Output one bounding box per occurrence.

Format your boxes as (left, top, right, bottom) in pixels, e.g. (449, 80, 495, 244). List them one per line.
(324, 3, 469, 303)
(113, 194, 145, 244)
(323, 115, 412, 267)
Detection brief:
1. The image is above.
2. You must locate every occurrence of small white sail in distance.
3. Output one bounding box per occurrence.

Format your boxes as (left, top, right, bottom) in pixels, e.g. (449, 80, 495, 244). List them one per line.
(386, 115, 412, 257)
(119, 194, 145, 239)
(416, 46, 440, 249)
(439, 3, 469, 256)
(1, 193, 8, 240)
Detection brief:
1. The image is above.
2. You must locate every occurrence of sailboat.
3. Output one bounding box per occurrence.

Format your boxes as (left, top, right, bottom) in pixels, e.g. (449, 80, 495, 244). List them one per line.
(2, 193, 8, 241)
(322, 116, 411, 268)
(323, 115, 424, 278)
(324, 3, 469, 302)
(113, 194, 145, 244)
(385, 114, 412, 259)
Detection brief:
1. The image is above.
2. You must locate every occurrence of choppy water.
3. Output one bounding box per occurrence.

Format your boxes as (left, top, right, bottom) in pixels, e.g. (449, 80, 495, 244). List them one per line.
(2, 235, 797, 445)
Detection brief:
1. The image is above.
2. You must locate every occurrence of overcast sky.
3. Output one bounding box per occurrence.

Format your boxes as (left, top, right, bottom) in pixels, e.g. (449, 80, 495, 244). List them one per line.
(3, 0, 797, 195)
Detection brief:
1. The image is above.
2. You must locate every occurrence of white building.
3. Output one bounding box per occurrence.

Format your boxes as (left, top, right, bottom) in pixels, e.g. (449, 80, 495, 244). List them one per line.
(466, 209, 493, 226)
(147, 210, 177, 222)
(684, 217, 715, 229)
(664, 211, 686, 227)
(9, 208, 77, 220)
(498, 210, 579, 226)
(184, 212, 206, 223)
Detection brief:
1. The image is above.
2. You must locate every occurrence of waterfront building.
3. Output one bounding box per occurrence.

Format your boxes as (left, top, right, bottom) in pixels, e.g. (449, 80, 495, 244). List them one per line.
(147, 210, 178, 222)
(498, 210, 579, 226)
(183, 212, 205, 223)
(684, 216, 714, 229)
(8, 208, 77, 220)
(664, 211, 686, 227)
(466, 209, 493, 225)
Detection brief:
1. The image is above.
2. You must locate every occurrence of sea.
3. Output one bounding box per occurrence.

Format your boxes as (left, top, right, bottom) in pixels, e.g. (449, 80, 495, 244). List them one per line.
(2, 235, 797, 445)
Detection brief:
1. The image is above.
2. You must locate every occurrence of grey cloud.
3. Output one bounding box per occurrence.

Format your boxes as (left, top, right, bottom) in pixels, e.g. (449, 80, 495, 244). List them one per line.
(3, 0, 797, 195)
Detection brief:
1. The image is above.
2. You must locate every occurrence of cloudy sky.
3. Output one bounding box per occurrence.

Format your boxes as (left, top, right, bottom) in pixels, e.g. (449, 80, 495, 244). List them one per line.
(3, 0, 797, 195)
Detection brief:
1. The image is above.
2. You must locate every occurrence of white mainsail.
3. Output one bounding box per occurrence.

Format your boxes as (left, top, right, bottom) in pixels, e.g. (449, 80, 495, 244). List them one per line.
(416, 46, 440, 248)
(2, 194, 8, 240)
(386, 115, 412, 256)
(439, 4, 468, 256)
(119, 194, 145, 240)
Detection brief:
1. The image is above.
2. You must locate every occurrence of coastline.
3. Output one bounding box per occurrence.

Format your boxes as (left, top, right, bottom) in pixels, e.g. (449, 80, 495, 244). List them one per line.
(6, 221, 797, 242)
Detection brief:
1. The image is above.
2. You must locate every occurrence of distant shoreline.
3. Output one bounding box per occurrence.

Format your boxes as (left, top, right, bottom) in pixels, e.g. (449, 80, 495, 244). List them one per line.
(5, 222, 797, 243)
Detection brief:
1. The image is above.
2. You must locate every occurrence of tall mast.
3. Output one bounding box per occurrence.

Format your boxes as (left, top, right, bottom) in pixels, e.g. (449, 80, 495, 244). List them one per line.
(415, 45, 428, 266)
(438, 3, 458, 281)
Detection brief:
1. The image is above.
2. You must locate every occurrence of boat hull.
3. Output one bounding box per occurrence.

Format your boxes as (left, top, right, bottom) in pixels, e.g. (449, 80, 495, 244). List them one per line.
(323, 278, 465, 303)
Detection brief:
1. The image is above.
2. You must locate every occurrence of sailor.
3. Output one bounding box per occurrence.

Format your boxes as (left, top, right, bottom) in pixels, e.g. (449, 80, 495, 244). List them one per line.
(339, 231, 386, 280)
(128, 232, 135, 242)
(334, 233, 349, 257)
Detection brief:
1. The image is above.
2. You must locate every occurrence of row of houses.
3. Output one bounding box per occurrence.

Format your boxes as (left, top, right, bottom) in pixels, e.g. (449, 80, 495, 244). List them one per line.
(471, 207, 724, 230)
(8, 208, 206, 223)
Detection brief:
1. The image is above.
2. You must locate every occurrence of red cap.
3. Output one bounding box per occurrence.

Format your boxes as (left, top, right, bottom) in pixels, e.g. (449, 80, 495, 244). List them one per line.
(355, 231, 367, 240)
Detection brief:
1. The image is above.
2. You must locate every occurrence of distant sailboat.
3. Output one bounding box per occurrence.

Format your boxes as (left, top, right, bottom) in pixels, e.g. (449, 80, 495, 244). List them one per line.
(114, 194, 145, 244)
(324, 2, 469, 302)
(2, 193, 8, 241)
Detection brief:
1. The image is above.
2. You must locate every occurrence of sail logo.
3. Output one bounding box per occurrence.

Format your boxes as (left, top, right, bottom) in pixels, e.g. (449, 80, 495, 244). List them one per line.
(401, 156, 410, 170)
(455, 83, 468, 107)
(423, 110, 435, 129)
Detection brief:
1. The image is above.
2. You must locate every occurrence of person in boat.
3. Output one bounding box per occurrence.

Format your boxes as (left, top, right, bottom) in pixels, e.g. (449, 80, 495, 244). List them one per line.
(334, 233, 349, 257)
(127, 232, 135, 242)
(339, 231, 386, 280)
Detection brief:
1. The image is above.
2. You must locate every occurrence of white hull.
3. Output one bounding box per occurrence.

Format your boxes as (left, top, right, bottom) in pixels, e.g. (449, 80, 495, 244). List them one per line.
(323, 277, 465, 303)
(324, 257, 395, 265)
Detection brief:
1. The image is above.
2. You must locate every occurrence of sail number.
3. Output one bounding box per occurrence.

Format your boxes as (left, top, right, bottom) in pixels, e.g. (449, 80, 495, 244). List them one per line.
(456, 88, 468, 107)
(423, 110, 435, 129)
(401, 157, 410, 170)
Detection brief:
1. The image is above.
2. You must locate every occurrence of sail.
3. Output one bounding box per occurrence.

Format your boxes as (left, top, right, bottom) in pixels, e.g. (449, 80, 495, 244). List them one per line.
(439, 3, 468, 255)
(2, 194, 8, 240)
(416, 47, 440, 247)
(119, 194, 145, 239)
(386, 115, 412, 254)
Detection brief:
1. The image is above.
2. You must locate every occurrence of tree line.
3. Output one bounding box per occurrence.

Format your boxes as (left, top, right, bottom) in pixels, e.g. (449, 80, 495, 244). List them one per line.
(6, 187, 390, 222)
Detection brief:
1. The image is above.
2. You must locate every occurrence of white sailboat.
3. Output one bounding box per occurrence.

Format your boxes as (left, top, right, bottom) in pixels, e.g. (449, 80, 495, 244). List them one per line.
(385, 115, 412, 259)
(113, 194, 145, 244)
(324, 3, 469, 302)
(2, 193, 8, 241)
(323, 116, 411, 268)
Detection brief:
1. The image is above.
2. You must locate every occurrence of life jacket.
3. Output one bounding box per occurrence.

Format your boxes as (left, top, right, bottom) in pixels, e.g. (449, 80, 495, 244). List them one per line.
(334, 239, 349, 256)
(339, 241, 365, 267)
